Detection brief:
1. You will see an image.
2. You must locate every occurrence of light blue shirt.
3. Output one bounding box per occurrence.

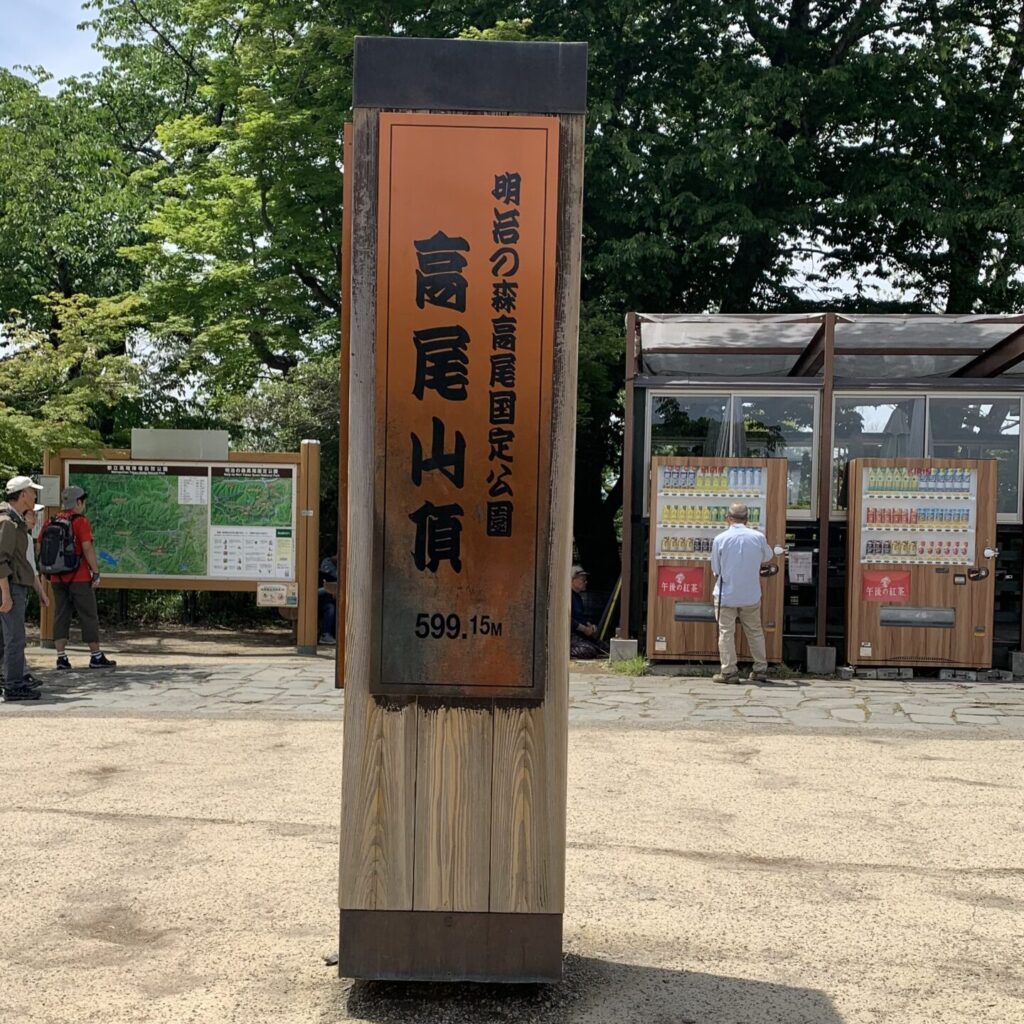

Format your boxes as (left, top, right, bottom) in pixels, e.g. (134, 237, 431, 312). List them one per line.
(710, 523, 773, 607)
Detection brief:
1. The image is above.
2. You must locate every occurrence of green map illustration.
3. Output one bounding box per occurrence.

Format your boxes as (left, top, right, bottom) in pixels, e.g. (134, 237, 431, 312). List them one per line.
(210, 477, 292, 527)
(70, 472, 208, 576)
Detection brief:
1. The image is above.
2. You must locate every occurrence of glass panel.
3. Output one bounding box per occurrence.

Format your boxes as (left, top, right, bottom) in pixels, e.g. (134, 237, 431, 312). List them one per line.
(649, 395, 730, 459)
(834, 354, 970, 378)
(735, 395, 816, 511)
(927, 397, 1021, 517)
(832, 398, 926, 510)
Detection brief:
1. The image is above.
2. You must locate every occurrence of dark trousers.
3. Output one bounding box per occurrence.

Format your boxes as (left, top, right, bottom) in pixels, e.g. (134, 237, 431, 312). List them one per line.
(52, 581, 100, 644)
(317, 588, 337, 639)
(0, 584, 28, 687)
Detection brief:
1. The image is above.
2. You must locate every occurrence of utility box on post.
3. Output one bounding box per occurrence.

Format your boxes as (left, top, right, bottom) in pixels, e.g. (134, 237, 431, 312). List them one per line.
(338, 36, 586, 982)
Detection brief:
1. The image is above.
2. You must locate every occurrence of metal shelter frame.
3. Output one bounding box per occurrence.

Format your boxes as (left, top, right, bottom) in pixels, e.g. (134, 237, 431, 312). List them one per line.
(620, 313, 1024, 657)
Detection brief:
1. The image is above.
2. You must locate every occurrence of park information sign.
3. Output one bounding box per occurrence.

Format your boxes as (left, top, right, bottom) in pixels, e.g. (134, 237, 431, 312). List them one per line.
(67, 461, 296, 580)
(374, 112, 558, 697)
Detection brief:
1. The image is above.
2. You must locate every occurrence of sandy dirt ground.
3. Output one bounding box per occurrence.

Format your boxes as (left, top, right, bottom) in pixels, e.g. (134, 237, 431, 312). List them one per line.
(1, 715, 1022, 1024)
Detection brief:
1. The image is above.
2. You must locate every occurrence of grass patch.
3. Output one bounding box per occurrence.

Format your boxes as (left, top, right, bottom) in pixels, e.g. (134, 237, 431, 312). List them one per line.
(608, 655, 650, 677)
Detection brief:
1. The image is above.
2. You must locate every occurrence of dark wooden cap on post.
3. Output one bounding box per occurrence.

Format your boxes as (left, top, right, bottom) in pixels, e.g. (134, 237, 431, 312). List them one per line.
(353, 36, 588, 113)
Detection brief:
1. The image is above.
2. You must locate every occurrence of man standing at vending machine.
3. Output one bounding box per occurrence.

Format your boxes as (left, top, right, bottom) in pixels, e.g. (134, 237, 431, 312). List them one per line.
(710, 502, 774, 683)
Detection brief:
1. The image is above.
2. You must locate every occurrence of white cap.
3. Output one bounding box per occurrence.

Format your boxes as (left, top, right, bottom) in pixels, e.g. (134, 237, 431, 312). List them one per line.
(4, 475, 43, 496)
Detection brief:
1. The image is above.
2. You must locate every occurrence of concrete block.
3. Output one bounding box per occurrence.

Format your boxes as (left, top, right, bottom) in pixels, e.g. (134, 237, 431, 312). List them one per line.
(608, 637, 639, 663)
(939, 669, 978, 681)
(805, 646, 836, 676)
(1007, 652, 1024, 677)
(983, 663, 1015, 679)
(837, 665, 855, 681)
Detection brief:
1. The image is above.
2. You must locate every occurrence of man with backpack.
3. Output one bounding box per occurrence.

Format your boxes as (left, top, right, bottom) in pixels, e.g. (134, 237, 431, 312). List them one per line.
(0, 475, 45, 701)
(42, 485, 116, 670)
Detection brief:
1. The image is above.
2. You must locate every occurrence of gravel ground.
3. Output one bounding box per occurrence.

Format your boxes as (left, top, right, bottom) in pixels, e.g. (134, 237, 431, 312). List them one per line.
(1, 711, 1021, 1024)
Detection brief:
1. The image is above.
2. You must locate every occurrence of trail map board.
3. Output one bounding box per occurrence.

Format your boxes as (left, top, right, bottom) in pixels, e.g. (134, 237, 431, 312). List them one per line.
(66, 461, 296, 580)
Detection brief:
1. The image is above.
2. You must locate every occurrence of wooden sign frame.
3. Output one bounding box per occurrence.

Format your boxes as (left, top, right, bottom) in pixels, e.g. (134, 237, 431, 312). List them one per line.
(39, 444, 321, 653)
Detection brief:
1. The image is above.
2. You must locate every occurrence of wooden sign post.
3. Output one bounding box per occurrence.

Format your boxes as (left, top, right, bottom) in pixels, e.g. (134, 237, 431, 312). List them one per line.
(339, 37, 586, 981)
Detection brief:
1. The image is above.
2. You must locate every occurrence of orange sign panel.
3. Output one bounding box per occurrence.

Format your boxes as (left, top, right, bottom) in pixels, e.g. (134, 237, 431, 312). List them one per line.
(373, 113, 559, 696)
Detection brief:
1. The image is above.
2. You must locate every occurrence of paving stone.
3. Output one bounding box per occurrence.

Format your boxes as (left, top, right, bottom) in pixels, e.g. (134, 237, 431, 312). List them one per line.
(830, 708, 867, 723)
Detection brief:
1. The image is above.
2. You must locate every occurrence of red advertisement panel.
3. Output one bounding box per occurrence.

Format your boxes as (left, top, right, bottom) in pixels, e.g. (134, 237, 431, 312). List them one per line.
(862, 570, 911, 603)
(657, 566, 705, 600)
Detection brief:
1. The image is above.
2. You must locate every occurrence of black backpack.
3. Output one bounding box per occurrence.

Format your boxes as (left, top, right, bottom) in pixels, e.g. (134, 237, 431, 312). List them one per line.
(39, 515, 81, 576)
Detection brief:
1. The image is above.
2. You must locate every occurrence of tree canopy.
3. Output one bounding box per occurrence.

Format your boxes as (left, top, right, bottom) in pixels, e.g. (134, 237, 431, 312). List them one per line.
(4, 1, 1024, 578)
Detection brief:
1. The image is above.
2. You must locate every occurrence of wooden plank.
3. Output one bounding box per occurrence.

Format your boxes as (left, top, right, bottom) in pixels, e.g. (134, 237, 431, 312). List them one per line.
(815, 314, 836, 645)
(413, 702, 493, 911)
(619, 311, 638, 638)
(91, 578, 266, 593)
(54, 448, 300, 465)
(296, 440, 320, 652)
(489, 703, 560, 912)
(337, 122, 354, 689)
(339, 105, 417, 911)
(338, 696, 418, 909)
(338, 910, 562, 982)
(489, 112, 581, 915)
(38, 449, 59, 645)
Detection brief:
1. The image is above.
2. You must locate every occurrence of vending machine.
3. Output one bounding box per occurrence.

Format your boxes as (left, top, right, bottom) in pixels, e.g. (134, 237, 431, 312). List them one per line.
(646, 457, 787, 662)
(846, 458, 998, 669)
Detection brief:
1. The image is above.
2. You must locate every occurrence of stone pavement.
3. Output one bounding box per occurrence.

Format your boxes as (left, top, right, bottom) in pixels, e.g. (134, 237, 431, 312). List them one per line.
(4, 644, 1024, 730)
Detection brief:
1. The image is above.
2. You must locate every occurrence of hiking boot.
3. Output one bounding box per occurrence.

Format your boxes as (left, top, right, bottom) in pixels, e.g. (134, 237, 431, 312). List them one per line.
(711, 672, 741, 684)
(88, 653, 117, 669)
(748, 668, 769, 682)
(55, 654, 72, 671)
(2, 685, 41, 702)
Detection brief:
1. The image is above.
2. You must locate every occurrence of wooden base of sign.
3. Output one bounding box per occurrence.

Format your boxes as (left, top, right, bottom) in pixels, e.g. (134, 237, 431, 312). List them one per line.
(338, 910, 562, 982)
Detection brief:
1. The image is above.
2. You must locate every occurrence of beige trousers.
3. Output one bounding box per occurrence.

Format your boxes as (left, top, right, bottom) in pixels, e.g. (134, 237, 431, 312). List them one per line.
(716, 602, 767, 675)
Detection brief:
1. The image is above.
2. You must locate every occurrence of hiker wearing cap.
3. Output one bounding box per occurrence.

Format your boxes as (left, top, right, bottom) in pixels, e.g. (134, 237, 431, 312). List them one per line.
(0, 475, 45, 701)
(710, 502, 773, 684)
(570, 565, 605, 660)
(46, 486, 116, 671)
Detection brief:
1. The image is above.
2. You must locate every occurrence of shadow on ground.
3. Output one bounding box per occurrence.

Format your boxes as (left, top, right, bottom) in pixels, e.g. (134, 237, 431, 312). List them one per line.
(11, 667, 212, 707)
(334, 953, 843, 1024)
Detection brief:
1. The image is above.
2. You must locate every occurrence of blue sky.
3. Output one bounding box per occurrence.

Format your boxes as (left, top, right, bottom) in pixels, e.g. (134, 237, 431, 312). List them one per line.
(0, 0, 103, 91)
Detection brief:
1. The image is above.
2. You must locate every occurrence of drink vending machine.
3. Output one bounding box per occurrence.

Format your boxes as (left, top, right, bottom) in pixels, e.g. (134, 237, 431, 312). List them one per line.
(646, 457, 787, 662)
(845, 458, 997, 669)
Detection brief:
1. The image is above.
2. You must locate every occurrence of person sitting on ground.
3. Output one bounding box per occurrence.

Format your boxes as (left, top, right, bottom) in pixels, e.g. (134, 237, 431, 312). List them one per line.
(317, 551, 339, 646)
(570, 565, 607, 660)
(709, 502, 773, 684)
